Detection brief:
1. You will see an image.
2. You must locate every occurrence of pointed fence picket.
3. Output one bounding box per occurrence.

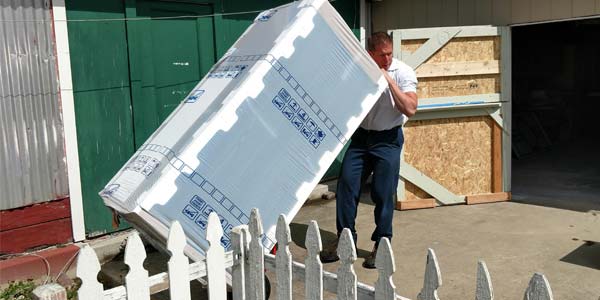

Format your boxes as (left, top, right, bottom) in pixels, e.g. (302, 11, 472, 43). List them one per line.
(167, 221, 192, 300)
(248, 209, 266, 300)
(475, 261, 493, 300)
(73, 209, 555, 300)
(124, 232, 149, 300)
(276, 215, 293, 300)
(231, 224, 249, 300)
(305, 220, 324, 300)
(374, 238, 396, 300)
(337, 229, 357, 300)
(417, 249, 442, 300)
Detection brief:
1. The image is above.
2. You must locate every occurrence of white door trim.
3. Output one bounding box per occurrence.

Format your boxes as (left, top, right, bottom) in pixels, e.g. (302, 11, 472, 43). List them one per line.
(52, 0, 86, 241)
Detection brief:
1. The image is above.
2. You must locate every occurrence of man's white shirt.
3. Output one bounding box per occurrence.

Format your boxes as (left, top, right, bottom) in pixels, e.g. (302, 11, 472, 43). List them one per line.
(360, 58, 417, 131)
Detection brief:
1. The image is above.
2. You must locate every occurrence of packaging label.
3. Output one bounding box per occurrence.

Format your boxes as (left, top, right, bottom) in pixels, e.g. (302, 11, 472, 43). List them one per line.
(272, 88, 326, 149)
(185, 89, 205, 103)
(207, 64, 248, 79)
(217, 54, 346, 144)
(137, 143, 266, 249)
(126, 154, 160, 177)
(256, 9, 277, 22)
(182, 195, 233, 249)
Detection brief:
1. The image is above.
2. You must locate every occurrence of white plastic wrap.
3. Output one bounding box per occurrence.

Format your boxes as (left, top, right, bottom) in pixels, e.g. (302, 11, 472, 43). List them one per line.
(100, 0, 386, 259)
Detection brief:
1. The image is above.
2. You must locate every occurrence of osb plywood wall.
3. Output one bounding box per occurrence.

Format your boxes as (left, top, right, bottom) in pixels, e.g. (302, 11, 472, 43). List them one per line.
(400, 35, 501, 200)
(402, 37, 500, 62)
(403, 116, 494, 200)
(404, 37, 501, 98)
(418, 75, 500, 98)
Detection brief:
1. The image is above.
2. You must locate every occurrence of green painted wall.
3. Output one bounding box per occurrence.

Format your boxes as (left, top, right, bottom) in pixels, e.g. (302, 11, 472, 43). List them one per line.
(126, 0, 218, 147)
(66, 0, 360, 235)
(66, 0, 135, 235)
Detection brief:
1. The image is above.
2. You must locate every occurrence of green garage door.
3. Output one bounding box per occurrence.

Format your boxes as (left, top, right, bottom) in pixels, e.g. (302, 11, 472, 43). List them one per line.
(67, 0, 358, 236)
(67, 0, 217, 235)
(67, 0, 137, 235)
(129, 1, 216, 146)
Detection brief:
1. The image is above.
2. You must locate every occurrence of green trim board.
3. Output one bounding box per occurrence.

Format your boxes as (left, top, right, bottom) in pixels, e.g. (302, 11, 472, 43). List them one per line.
(418, 94, 501, 106)
(389, 26, 501, 67)
(418, 102, 501, 112)
(391, 25, 501, 40)
(486, 107, 504, 128)
(401, 28, 461, 69)
(399, 162, 465, 205)
(500, 26, 512, 192)
(396, 148, 406, 201)
(410, 104, 502, 123)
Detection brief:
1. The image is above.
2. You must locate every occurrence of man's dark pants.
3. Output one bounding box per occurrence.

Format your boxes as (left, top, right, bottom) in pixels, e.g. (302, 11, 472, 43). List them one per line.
(336, 126, 404, 246)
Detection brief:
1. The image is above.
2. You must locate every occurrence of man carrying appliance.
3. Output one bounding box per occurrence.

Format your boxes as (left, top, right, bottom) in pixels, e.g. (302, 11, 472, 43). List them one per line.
(321, 31, 418, 269)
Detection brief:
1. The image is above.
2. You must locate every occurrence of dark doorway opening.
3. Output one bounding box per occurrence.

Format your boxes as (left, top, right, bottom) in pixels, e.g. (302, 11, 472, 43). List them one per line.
(511, 18, 600, 212)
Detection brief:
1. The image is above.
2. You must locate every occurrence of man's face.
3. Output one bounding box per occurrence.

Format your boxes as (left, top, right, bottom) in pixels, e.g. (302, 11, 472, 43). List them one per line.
(368, 42, 393, 70)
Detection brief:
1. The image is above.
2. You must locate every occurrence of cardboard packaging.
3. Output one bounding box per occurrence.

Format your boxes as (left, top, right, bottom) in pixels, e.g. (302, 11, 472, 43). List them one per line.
(100, 0, 386, 259)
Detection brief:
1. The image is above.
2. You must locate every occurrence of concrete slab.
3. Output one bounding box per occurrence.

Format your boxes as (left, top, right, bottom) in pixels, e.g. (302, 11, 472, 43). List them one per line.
(289, 197, 600, 300)
(93, 179, 599, 300)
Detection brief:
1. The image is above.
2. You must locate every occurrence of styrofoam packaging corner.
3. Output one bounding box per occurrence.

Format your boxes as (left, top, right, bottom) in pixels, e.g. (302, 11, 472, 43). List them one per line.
(100, 0, 387, 258)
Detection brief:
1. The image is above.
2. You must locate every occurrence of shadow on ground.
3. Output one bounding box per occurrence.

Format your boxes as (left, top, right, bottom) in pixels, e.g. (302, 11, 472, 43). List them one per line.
(560, 240, 600, 270)
(289, 222, 371, 258)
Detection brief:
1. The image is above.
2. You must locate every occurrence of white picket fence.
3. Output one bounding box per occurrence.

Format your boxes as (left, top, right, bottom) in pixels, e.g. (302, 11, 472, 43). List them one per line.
(36, 208, 554, 300)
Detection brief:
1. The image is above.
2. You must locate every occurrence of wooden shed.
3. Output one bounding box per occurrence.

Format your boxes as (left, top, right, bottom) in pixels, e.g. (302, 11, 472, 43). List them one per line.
(359, 0, 600, 210)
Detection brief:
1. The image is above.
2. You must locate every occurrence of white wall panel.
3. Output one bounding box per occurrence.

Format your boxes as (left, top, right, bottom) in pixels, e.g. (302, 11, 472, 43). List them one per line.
(551, 0, 574, 20)
(511, 0, 531, 23)
(458, 0, 476, 25)
(531, 0, 552, 22)
(396, 0, 414, 31)
(475, 0, 493, 24)
(372, 0, 599, 31)
(442, 0, 459, 26)
(427, 0, 444, 27)
(413, 1, 428, 28)
(573, 0, 596, 16)
(492, 0, 512, 25)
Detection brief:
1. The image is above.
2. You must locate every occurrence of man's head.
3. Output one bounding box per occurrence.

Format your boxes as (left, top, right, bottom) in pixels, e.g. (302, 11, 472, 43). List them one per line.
(367, 32, 394, 70)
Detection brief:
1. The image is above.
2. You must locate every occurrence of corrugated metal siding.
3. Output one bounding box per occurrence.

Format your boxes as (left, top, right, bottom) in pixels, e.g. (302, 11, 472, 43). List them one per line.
(372, 0, 600, 31)
(0, 0, 68, 210)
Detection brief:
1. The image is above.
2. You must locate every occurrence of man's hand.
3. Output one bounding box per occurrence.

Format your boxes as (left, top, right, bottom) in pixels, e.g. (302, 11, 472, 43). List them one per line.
(381, 69, 418, 117)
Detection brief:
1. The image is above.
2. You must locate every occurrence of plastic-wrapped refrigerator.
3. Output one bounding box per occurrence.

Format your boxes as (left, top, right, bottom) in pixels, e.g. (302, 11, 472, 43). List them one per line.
(100, 0, 386, 261)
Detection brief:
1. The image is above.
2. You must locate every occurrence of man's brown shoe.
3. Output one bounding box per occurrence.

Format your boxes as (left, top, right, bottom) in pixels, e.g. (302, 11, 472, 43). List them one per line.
(362, 244, 378, 269)
(320, 239, 340, 263)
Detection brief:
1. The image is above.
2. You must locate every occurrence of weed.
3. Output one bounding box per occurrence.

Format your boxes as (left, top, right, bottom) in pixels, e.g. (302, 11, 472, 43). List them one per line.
(0, 279, 80, 300)
(0, 280, 35, 300)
